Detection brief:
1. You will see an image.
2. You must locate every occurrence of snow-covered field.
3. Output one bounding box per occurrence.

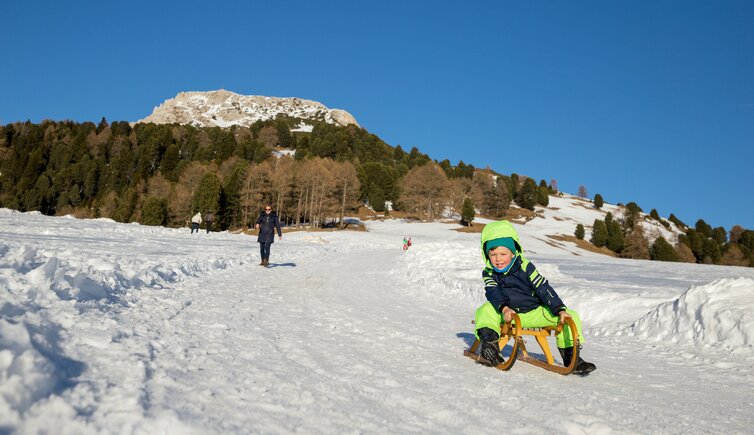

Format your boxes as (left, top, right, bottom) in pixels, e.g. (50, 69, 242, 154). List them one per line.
(2, 204, 754, 434)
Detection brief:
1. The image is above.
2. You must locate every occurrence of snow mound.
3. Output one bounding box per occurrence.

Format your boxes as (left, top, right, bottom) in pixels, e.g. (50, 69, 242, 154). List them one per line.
(625, 277, 754, 349)
(394, 242, 485, 303)
(0, 241, 241, 304)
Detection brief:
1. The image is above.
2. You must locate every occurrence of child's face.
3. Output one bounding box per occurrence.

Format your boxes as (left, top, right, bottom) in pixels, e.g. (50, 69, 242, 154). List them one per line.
(488, 246, 514, 270)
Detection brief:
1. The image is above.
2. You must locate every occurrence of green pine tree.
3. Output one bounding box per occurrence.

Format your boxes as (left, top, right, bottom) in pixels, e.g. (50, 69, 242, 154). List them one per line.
(669, 213, 687, 228)
(591, 220, 608, 247)
(575, 224, 585, 240)
(606, 220, 625, 253)
(516, 178, 538, 210)
(192, 173, 221, 215)
(695, 219, 712, 238)
(593, 194, 604, 209)
(367, 184, 386, 212)
(537, 186, 549, 207)
(650, 237, 680, 261)
(461, 197, 475, 226)
(141, 196, 168, 226)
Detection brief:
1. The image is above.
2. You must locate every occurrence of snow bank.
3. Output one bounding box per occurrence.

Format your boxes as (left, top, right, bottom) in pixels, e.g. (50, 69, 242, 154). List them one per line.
(393, 242, 485, 303)
(624, 277, 754, 350)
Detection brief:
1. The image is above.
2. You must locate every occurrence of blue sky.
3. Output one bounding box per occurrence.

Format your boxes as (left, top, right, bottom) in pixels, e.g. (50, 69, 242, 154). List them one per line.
(2, 1, 753, 230)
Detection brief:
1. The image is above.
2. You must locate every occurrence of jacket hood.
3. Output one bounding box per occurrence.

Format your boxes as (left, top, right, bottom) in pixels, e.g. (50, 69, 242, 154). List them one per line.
(480, 220, 524, 270)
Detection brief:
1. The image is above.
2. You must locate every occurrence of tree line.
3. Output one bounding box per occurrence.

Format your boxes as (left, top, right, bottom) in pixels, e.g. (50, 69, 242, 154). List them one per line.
(575, 194, 754, 267)
(3, 117, 750, 267)
(0, 118, 521, 229)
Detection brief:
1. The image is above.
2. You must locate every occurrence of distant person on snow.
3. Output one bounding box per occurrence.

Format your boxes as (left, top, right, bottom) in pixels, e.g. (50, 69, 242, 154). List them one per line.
(190, 211, 202, 234)
(204, 210, 214, 233)
(403, 236, 409, 251)
(474, 220, 596, 375)
(255, 205, 282, 267)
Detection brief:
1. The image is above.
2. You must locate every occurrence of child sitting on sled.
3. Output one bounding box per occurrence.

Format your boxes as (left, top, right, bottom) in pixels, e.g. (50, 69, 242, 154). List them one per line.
(474, 220, 596, 375)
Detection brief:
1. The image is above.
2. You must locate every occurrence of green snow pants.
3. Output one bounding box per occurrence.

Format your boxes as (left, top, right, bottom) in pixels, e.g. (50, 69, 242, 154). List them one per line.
(474, 302, 585, 348)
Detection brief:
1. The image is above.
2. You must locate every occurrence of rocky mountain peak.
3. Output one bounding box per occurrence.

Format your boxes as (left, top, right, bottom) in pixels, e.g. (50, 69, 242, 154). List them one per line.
(136, 90, 359, 128)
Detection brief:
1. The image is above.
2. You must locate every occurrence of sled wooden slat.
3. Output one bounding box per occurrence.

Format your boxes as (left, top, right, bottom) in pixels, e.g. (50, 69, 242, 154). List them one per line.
(463, 313, 580, 375)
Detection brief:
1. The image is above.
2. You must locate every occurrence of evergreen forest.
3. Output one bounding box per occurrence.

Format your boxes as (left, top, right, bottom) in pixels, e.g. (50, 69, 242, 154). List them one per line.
(1, 117, 751, 267)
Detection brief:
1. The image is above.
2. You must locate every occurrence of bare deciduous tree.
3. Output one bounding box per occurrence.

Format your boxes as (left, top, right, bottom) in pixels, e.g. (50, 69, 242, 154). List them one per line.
(399, 163, 450, 221)
(578, 185, 588, 199)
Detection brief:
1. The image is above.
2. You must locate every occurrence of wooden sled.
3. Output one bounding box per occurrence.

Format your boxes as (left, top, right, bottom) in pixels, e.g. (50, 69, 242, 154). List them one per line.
(463, 312, 580, 375)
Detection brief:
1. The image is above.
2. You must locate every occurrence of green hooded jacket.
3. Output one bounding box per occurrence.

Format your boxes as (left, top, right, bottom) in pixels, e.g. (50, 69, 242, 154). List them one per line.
(480, 220, 524, 270)
(479, 220, 567, 315)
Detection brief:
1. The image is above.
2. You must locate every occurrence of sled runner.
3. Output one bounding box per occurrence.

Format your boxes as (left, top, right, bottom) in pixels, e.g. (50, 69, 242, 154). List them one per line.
(463, 313, 580, 375)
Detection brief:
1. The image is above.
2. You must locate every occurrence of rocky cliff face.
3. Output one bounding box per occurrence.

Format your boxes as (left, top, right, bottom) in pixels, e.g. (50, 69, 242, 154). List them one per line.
(136, 90, 359, 128)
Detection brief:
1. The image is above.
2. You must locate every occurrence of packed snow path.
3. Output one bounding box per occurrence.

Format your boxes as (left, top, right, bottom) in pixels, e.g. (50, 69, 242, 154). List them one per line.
(2, 210, 754, 433)
(108, 249, 754, 434)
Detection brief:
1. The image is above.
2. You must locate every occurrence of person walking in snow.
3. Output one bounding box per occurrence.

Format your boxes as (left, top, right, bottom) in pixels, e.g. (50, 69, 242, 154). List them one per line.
(204, 210, 214, 233)
(403, 236, 409, 251)
(190, 211, 202, 234)
(474, 220, 596, 375)
(255, 205, 282, 267)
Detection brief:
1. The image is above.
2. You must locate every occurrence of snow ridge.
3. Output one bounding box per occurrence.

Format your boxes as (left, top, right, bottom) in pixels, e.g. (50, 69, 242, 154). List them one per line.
(624, 277, 754, 349)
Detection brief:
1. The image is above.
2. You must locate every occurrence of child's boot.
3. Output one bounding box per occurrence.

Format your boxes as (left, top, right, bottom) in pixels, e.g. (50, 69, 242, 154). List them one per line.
(477, 327, 503, 367)
(558, 346, 597, 375)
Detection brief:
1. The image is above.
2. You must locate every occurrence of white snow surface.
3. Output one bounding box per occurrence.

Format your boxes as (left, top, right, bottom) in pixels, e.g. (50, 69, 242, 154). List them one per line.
(2, 203, 754, 434)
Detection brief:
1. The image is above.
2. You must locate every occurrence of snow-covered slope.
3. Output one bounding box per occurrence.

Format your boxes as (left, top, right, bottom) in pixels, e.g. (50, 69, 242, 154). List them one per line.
(2, 209, 753, 433)
(136, 90, 359, 129)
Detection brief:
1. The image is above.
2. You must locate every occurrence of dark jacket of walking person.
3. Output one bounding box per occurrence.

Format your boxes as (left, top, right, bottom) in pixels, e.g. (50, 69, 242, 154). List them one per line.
(204, 211, 214, 233)
(255, 206, 282, 266)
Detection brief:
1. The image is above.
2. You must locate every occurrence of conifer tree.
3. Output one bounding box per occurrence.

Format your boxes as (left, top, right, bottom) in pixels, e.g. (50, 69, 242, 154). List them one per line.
(591, 220, 608, 247)
(606, 220, 625, 253)
(695, 219, 712, 238)
(624, 202, 643, 229)
(711, 227, 727, 245)
(516, 178, 538, 211)
(367, 183, 386, 212)
(679, 229, 704, 262)
(192, 173, 221, 215)
(650, 237, 679, 262)
(114, 188, 137, 223)
(593, 194, 603, 209)
(702, 238, 722, 264)
(669, 213, 686, 228)
(650, 209, 660, 220)
(461, 197, 475, 226)
(739, 230, 754, 252)
(509, 173, 519, 199)
(141, 196, 168, 226)
(160, 143, 181, 182)
(537, 186, 549, 207)
(96, 117, 108, 134)
(575, 224, 585, 240)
